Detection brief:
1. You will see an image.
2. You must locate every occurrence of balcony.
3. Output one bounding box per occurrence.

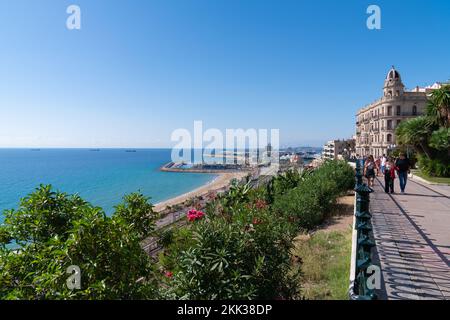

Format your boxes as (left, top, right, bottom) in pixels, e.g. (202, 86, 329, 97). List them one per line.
(398, 112, 420, 117)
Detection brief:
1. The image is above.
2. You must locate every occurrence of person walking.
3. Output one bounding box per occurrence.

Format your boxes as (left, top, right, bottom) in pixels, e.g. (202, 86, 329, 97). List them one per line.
(375, 157, 381, 176)
(395, 153, 411, 193)
(364, 155, 376, 187)
(384, 158, 397, 193)
(380, 154, 387, 175)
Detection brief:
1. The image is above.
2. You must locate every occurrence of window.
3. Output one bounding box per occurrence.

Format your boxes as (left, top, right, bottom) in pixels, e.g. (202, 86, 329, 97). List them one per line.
(387, 106, 392, 116)
(387, 120, 392, 130)
(387, 134, 392, 143)
(396, 106, 401, 116)
(413, 105, 417, 115)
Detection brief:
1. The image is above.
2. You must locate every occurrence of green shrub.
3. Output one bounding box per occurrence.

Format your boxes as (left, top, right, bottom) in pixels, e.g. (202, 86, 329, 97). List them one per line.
(161, 189, 299, 300)
(273, 161, 354, 230)
(418, 154, 450, 177)
(0, 185, 158, 300)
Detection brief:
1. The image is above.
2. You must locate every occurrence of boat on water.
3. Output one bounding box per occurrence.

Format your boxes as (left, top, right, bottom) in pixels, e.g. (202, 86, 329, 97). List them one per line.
(125, 150, 137, 153)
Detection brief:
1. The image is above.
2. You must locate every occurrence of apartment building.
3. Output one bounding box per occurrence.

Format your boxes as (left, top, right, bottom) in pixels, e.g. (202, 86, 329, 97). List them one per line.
(322, 139, 356, 160)
(355, 67, 441, 157)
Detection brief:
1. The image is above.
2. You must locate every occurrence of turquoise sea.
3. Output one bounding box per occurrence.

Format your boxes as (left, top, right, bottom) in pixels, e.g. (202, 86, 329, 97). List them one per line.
(0, 149, 217, 222)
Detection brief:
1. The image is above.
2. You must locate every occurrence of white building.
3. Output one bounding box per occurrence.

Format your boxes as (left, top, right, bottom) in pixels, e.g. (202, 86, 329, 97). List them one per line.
(322, 139, 355, 160)
(355, 67, 441, 157)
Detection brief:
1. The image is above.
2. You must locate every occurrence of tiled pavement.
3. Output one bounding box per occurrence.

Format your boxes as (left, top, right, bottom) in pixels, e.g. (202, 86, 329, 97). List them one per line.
(370, 177, 450, 300)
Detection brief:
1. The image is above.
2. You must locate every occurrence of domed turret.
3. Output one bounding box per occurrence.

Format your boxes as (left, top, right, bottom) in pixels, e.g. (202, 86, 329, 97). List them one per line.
(384, 66, 404, 98)
(386, 67, 401, 81)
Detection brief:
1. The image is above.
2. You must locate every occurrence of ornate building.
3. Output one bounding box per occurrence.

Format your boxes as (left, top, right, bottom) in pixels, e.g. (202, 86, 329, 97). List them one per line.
(355, 67, 441, 157)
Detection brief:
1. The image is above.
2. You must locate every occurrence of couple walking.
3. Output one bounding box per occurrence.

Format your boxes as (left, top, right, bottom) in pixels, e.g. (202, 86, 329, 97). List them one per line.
(363, 153, 411, 194)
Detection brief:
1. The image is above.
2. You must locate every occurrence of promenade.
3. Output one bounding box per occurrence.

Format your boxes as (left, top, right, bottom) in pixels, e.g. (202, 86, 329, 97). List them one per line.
(370, 177, 450, 300)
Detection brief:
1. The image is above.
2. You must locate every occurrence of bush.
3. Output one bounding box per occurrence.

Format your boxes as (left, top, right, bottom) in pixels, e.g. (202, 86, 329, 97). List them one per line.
(273, 161, 354, 230)
(160, 190, 299, 300)
(418, 154, 450, 177)
(0, 185, 158, 300)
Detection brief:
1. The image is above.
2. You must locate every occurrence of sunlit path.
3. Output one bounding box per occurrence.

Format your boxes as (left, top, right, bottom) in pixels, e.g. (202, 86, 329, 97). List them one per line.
(371, 177, 450, 300)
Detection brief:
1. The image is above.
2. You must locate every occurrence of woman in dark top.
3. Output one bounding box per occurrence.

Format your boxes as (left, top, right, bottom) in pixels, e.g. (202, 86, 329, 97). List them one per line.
(364, 155, 376, 187)
(395, 153, 411, 193)
(384, 158, 397, 193)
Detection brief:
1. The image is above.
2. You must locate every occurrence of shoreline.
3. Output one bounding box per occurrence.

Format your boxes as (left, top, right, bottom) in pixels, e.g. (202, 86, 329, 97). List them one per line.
(153, 171, 249, 212)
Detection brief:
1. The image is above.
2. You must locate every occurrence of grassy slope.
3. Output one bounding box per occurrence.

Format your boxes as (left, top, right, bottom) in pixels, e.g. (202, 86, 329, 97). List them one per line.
(293, 229, 352, 300)
(291, 195, 354, 300)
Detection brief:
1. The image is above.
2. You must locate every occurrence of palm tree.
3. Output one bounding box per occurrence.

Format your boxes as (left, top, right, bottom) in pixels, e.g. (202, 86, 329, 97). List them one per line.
(426, 84, 450, 128)
(396, 117, 433, 158)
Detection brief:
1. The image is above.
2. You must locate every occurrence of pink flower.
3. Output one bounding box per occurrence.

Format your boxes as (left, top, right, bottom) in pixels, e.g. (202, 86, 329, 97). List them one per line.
(165, 271, 173, 278)
(186, 209, 205, 222)
(196, 211, 205, 218)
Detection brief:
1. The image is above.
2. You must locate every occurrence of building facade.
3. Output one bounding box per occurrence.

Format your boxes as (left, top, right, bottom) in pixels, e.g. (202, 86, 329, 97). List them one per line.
(355, 67, 441, 157)
(322, 138, 356, 160)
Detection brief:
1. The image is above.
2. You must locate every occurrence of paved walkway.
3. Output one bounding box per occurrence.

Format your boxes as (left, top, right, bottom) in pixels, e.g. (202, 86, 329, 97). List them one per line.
(370, 177, 450, 300)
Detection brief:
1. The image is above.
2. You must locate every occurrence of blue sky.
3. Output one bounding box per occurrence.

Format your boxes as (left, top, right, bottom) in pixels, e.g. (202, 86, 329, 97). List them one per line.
(0, 0, 449, 148)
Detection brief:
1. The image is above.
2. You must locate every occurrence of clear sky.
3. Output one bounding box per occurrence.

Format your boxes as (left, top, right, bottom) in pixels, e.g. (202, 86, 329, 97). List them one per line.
(1, 0, 449, 148)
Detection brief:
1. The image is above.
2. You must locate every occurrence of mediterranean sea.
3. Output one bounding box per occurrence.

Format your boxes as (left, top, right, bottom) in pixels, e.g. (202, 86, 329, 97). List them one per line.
(0, 149, 217, 222)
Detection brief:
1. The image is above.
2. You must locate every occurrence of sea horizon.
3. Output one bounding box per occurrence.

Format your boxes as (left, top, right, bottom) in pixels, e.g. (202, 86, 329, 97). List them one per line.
(0, 148, 218, 221)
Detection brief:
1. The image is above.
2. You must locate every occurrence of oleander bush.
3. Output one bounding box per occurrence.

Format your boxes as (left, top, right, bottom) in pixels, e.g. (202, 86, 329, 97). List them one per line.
(272, 161, 354, 230)
(159, 177, 301, 299)
(160, 197, 299, 300)
(159, 160, 354, 299)
(0, 185, 158, 300)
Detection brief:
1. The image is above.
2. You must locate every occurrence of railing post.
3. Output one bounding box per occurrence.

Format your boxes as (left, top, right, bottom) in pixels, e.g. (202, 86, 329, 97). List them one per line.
(355, 159, 363, 187)
(350, 159, 378, 300)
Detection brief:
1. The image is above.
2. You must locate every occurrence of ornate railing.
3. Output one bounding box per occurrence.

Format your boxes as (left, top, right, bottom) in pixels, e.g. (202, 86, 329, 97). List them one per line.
(349, 160, 378, 300)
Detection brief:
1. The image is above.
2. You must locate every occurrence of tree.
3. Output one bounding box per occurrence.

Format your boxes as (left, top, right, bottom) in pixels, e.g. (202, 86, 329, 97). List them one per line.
(114, 193, 158, 239)
(429, 127, 450, 152)
(426, 84, 450, 128)
(395, 84, 450, 177)
(0, 185, 158, 300)
(395, 117, 433, 159)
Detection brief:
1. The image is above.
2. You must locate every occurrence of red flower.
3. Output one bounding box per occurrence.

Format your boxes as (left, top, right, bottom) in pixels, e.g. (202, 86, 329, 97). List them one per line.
(165, 271, 173, 278)
(196, 211, 205, 218)
(186, 209, 205, 222)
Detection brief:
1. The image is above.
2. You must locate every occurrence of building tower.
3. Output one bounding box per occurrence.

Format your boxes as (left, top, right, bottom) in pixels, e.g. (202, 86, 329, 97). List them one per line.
(383, 66, 405, 98)
(355, 66, 436, 157)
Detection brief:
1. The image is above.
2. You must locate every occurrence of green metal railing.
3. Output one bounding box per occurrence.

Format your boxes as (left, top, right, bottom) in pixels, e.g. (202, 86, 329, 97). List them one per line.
(349, 160, 378, 300)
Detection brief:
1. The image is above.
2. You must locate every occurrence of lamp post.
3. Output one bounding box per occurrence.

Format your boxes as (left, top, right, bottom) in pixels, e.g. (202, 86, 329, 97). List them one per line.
(387, 144, 397, 156)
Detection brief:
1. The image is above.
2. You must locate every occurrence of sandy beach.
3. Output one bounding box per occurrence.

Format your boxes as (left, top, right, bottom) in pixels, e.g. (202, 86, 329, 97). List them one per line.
(153, 171, 249, 212)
